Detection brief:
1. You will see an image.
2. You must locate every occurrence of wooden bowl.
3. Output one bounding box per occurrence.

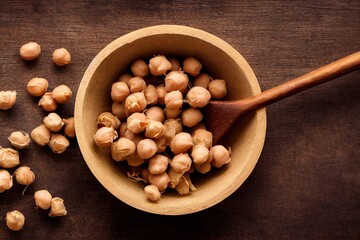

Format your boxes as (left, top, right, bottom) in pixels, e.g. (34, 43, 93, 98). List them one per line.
(75, 25, 266, 215)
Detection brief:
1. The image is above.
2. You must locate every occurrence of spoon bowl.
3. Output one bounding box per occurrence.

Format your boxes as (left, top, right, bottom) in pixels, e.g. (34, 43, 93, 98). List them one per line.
(75, 25, 267, 215)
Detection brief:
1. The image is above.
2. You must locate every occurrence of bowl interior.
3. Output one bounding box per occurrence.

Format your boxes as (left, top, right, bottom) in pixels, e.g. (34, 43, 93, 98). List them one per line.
(75, 25, 266, 215)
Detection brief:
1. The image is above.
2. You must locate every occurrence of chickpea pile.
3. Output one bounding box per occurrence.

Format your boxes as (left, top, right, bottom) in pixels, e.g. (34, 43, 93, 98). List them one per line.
(0, 42, 71, 231)
(94, 55, 231, 201)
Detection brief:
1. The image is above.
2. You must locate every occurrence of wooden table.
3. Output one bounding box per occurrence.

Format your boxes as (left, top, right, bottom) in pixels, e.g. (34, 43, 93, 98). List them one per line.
(0, 1, 359, 239)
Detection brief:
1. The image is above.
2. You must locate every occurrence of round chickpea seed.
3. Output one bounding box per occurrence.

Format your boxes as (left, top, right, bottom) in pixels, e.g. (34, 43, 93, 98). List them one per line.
(52, 85, 72, 104)
(0, 169, 13, 193)
(183, 57, 202, 76)
(14, 166, 35, 186)
(27, 77, 48, 97)
(52, 48, 71, 66)
(131, 59, 149, 77)
(144, 185, 161, 201)
(20, 42, 41, 60)
(149, 55, 172, 76)
(208, 79, 227, 99)
(34, 190, 52, 209)
(6, 210, 25, 231)
(0, 91, 17, 110)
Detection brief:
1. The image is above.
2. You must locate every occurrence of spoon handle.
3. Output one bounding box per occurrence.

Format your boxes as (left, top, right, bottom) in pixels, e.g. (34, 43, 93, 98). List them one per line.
(240, 51, 360, 112)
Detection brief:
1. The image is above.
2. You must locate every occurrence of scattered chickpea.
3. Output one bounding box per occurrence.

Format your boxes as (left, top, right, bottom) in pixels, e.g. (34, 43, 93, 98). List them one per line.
(34, 190, 52, 209)
(6, 210, 25, 231)
(0, 169, 13, 193)
(38, 92, 58, 112)
(0, 91, 17, 110)
(31, 124, 51, 146)
(20, 42, 41, 60)
(49, 197, 67, 217)
(43, 112, 64, 132)
(14, 166, 35, 185)
(63, 117, 76, 138)
(49, 134, 70, 154)
(8, 131, 31, 149)
(0, 147, 20, 168)
(52, 48, 71, 66)
(27, 77, 48, 97)
(52, 85, 72, 104)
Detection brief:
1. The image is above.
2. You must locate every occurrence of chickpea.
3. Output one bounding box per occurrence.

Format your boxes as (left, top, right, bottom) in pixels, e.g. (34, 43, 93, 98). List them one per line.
(52, 48, 71, 66)
(208, 79, 227, 99)
(0, 91, 17, 110)
(27, 77, 48, 97)
(20, 42, 41, 60)
(183, 57, 202, 76)
(131, 59, 149, 77)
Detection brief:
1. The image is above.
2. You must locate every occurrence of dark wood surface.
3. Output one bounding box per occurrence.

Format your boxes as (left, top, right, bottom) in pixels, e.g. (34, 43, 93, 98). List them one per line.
(0, 1, 359, 239)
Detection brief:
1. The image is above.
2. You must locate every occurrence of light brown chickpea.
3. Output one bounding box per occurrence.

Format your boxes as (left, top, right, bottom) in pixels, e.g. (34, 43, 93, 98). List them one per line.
(20, 42, 41, 61)
(52, 48, 71, 66)
(0, 91, 17, 110)
(149, 55, 172, 76)
(131, 59, 149, 77)
(27, 77, 48, 97)
(208, 79, 227, 99)
(183, 57, 202, 76)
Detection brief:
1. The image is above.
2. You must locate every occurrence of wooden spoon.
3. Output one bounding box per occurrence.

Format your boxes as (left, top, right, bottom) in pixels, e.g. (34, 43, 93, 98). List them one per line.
(204, 52, 360, 144)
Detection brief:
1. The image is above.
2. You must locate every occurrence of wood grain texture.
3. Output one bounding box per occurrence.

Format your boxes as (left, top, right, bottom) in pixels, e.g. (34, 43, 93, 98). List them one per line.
(0, 0, 359, 239)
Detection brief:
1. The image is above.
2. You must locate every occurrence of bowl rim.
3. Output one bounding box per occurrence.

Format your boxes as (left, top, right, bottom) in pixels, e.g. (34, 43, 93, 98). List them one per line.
(75, 24, 267, 215)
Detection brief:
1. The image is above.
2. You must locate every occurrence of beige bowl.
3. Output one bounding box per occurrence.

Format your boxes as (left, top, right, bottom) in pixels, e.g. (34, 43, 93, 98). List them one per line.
(75, 25, 266, 215)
